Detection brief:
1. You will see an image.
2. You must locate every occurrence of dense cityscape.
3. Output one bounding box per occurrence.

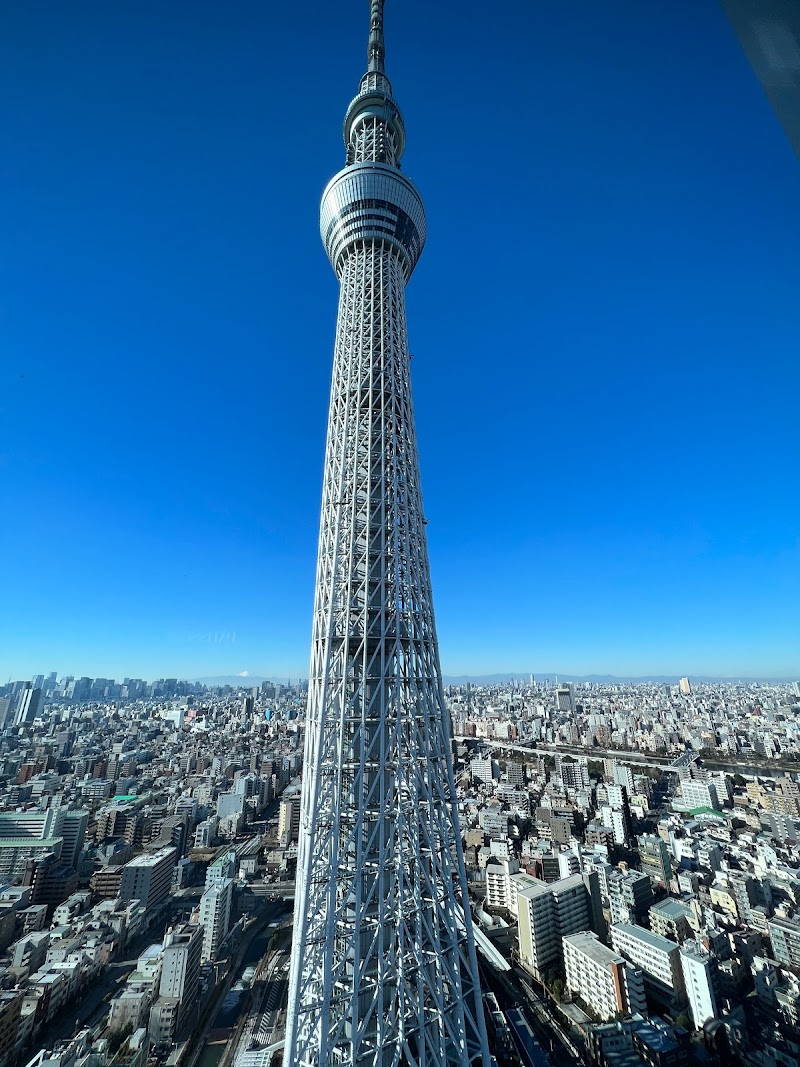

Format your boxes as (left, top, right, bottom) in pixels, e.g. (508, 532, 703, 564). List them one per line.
(4, 0, 798, 1065)
(0, 673, 798, 1067)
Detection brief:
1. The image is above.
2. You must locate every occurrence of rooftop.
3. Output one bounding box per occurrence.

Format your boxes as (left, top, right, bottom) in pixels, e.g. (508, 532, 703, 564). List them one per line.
(0, 837, 62, 849)
(124, 845, 176, 867)
(632, 1016, 681, 1054)
(516, 872, 585, 900)
(768, 916, 800, 932)
(510, 873, 541, 892)
(564, 931, 627, 968)
(611, 922, 678, 954)
(680, 940, 712, 962)
(650, 898, 693, 921)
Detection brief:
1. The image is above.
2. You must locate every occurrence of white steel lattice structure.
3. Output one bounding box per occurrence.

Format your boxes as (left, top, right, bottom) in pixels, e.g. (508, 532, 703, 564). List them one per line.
(285, 4, 490, 1067)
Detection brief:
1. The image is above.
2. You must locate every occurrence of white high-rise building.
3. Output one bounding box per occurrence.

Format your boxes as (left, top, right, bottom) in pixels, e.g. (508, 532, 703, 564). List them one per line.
(153, 923, 203, 1042)
(199, 878, 233, 963)
(558, 848, 581, 880)
(767, 916, 800, 968)
(602, 807, 630, 848)
(613, 763, 635, 794)
(679, 941, 718, 1028)
(194, 816, 218, 849)
(205, 849, 236, 889)
(120, 847, 177, 913)
(555, 754, 589, 792)
(278, 791, 301, 845)
(0, 807, 67, 880)
(484, 859, 520, 912)
(610, 923, 685, 1005)
(517, 874, 591, 979)
(159, 925, 202, 999)
(563, 931, 646, 1021)
(681, 780, 720, 811)
(470, 756, 494, 787)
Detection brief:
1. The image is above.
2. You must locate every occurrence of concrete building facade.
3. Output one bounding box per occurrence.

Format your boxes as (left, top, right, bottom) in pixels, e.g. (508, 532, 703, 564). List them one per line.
(563, 931, 647, 1021)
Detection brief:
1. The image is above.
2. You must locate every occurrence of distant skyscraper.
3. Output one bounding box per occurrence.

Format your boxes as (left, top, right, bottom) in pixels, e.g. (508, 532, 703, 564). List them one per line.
(61, 809, 89, 869)
(285, 4, 489, 1066)
(679, 677, 692, 695)
(13, 686, 42, 726)
(556, 683, 575, 713)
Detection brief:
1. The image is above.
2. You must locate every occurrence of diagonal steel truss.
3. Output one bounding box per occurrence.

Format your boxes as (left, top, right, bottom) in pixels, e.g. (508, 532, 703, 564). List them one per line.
(285, 6, 490, 1066)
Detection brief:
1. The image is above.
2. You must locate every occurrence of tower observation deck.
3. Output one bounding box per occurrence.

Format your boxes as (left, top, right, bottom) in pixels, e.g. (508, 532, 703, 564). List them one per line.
(285, 4, 490, 1067)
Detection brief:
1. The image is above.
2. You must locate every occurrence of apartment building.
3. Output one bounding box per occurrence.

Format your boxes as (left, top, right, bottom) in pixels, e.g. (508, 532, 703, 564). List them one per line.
(484, 859, 520, 912)
(119, 846, 177, 914)
(768, 916, 800, 969)
(638, 834, 672, 887)
(680, 780, 720, 811)
(610, 922, 685, 1010)
(277, 791, 301, 846)
(517, 873, 591, 979)
(199, 878, 233, 964)
(679, 941, 719, 1029)
(649, 898, 693, 944)
(607, 869, 654, 926)
(563, 931, 647, 1021)
(152, 923, 202, 1042)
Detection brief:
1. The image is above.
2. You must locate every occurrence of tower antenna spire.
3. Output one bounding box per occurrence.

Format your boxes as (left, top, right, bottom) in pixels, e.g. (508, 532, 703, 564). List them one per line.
(286, 3, 490, 1064)
(368, 0, 386, 73)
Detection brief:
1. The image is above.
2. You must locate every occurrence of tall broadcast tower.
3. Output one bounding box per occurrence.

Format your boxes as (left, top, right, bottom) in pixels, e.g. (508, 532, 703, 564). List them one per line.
(285, 4, 490, 1066)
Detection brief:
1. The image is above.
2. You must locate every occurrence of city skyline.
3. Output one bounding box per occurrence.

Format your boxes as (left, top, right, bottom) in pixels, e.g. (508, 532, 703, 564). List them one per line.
(2, 665, 799, 1064)
(3, 666, 800, 689)
(3, 0, 798, 683)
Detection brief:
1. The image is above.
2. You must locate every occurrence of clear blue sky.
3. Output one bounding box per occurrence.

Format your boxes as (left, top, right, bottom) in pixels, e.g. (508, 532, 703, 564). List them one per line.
(1, 1, 798, 682)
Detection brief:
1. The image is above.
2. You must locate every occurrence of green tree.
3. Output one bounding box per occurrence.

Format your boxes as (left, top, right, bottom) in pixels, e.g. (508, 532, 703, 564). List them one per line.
(108, 1025, 134, 1053)
(587, 760, 605, 780)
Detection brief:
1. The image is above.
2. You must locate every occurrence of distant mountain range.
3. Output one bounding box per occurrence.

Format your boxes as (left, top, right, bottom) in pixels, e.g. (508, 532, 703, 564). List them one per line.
(193, 672, 796, 687)
(194, 675, 277, 687)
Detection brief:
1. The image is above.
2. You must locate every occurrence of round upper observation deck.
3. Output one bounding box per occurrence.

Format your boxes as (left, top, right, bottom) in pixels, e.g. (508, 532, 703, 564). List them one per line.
(320, 162, 426, 280)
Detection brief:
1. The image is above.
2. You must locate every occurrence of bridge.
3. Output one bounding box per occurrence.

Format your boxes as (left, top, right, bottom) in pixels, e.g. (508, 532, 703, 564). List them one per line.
(455, 737, 700, 774)
(668, 750, 699, 770)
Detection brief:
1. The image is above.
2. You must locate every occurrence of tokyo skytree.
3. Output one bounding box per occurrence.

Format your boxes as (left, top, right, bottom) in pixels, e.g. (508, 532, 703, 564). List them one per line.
(285, 4, 490, 1067)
